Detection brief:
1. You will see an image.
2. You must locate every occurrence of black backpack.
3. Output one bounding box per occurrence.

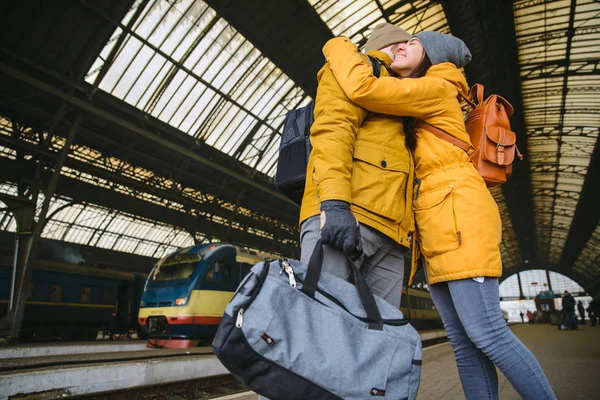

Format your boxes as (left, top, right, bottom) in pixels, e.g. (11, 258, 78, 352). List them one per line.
(275, 56, 385, 205)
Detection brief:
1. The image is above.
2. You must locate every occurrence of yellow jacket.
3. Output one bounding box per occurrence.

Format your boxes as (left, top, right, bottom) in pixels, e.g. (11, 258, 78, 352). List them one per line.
(323, 37, 502, 285)
(299, 50, 415, 248)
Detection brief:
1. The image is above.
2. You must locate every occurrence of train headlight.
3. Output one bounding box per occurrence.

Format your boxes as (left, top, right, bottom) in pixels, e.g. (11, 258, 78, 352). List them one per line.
(175, 297, 188, 306)
(140, 301, 145, 307)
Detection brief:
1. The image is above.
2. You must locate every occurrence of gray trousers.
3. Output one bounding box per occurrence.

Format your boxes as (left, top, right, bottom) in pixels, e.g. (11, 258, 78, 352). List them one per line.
(300, 215, 406, 308)
(258, 217, 406, 400)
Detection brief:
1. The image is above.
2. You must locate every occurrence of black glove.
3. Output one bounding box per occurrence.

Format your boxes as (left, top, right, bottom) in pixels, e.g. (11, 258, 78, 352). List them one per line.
(320, 200, 363, 258)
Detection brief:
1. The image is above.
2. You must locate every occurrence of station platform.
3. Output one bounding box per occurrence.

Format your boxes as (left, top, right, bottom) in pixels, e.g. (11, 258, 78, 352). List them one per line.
(0, 339, 147, 358)
(1, 325, 596, 399)
(418, 323, 599, 399)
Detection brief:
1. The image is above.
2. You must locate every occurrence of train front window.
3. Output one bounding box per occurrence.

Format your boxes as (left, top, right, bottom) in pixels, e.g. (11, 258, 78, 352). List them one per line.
(152, 261, 197, 282)
(204, 261, 233, 283)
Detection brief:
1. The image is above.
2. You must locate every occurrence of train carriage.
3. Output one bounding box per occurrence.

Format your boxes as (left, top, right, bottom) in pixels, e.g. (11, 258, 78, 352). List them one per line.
(0, 260, 144, 341)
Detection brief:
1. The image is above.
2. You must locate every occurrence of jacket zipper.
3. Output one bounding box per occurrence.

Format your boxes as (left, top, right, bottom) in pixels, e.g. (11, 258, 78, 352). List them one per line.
(450, 189, 462, 246)
(413, 177, 422, 205)
(400, 163, 412, 225)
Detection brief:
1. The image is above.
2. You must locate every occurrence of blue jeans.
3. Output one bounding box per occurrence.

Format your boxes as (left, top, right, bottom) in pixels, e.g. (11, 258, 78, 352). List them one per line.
(429, 278, 557, 400)
(563, 311, 577, 329)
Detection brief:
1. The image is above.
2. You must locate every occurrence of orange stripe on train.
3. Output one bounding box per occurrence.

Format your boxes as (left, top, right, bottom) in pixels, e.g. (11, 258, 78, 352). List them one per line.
(138, 316, 222, 325)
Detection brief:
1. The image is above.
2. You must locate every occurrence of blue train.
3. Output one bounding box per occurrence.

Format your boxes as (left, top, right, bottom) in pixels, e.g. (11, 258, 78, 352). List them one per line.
(0, 260, 145, 341)
(138, 243, 268, 348)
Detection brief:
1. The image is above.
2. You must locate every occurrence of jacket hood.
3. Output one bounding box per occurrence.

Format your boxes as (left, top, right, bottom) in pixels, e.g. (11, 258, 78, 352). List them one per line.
(425, 63, 469, 97)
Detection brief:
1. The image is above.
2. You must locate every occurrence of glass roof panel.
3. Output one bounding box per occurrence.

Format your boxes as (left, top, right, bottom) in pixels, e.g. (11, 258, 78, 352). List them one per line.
(309, 0, 449, 46)
(86, 0, 309, 176)
(514, 0, 600, 265)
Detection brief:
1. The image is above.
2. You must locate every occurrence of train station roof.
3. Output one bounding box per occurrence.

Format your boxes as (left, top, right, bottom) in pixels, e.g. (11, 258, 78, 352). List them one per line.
(0, 0, 598, 293)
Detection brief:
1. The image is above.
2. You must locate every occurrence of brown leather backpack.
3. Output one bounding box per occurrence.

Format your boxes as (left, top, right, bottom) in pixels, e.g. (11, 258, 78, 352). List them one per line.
(419, 83, 523, 188)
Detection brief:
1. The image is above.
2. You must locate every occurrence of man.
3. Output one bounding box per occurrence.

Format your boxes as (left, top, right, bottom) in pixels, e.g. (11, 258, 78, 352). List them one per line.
(588, 296, 598, 327)
(299, 23, 415, 308)
(561, 290, 577, 330)
(259, 27, 415, 400)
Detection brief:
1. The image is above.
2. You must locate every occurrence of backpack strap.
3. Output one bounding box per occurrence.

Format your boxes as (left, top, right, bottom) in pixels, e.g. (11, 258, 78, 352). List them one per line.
(367, 55, 385, 78)
(457, 92, 476, 109)
(418, 121, 473, 155)
(469, 83, 485, 104)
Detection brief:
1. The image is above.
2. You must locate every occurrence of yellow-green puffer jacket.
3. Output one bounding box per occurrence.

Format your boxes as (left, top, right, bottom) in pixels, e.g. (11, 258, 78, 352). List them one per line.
(323, 37, 502, 285)
(299, 50, 415, 248)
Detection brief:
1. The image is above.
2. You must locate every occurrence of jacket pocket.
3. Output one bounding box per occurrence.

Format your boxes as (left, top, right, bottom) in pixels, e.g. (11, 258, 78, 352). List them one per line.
(414, 185, 460, 258)
(351, 145, 410, 222)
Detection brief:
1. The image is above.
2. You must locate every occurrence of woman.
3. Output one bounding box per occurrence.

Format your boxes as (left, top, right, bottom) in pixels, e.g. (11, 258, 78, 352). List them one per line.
(322, 32, 556, 400)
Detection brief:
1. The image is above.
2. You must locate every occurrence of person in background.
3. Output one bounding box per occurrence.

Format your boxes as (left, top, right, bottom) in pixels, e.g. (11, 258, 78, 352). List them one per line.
(323, 30, 557, 400)
(520, 311, 525, 324)
(527, 310, 535, 324)
(577, 300, 586, 325)
(588, 296, 598, 327)
(561, 290, 577, 330)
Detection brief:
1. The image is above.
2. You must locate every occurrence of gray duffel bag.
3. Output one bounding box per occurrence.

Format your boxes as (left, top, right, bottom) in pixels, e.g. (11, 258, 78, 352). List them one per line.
(212, 241, 422, 399)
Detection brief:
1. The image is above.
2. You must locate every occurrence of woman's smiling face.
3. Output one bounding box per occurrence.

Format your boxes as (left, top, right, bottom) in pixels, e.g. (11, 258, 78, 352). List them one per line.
(390, 38, 425, 77)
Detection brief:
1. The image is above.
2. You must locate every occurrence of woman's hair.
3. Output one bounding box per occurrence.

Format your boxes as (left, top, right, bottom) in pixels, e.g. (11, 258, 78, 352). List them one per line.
(401, 53, 433, 152)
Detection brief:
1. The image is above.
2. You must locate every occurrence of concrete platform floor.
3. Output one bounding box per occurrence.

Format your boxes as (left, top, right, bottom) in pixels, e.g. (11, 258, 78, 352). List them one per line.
(0, 339, 148, 358)
(419, 323, 600, 400)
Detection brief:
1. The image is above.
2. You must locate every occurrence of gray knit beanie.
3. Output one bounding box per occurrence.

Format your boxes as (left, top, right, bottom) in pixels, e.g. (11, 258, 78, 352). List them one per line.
(364, 23, 411, 53)
(414, 31, 472, 68)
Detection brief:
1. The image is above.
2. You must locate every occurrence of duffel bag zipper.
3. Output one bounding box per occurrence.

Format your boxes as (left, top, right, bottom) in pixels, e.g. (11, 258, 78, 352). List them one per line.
(234, 259, 272, 329)
(280, 259, 297, 287)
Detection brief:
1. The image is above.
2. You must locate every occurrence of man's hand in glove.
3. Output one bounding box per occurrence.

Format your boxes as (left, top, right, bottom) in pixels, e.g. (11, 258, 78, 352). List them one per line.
(320, 200, 363, 258)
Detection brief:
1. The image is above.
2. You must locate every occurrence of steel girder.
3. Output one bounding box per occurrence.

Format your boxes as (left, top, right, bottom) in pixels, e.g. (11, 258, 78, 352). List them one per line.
(0, 156, 294, 255)
(521, 59, 600, 81)
(560, 135, 600, 269)
(0, 129, 297, 243)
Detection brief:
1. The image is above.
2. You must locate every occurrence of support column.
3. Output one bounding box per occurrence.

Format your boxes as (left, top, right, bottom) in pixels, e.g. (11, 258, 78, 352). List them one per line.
(0, 114, 82, 340)
(546, 269, 553, 293)
(517, 272, 525, 300)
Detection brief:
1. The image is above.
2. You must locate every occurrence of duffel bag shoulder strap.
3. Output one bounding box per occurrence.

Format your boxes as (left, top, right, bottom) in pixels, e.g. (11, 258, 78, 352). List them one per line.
(303, 240, 383, 330)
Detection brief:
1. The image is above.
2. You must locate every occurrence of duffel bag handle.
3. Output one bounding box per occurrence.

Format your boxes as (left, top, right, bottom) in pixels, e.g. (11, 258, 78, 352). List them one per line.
(303, 240, 383, 329)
